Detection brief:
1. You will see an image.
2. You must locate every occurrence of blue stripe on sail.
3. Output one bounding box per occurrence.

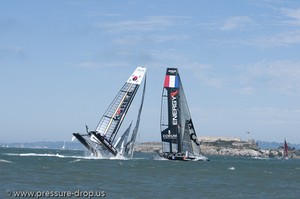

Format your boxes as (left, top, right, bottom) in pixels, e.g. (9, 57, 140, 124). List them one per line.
(174, 76, 179, 88)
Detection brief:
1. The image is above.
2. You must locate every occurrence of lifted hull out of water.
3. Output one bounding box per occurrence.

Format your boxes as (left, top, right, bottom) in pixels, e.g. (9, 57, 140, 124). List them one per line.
(90, 131, 118, 156)
(72, 67, 147, 158)
(72, 133, 99, 156)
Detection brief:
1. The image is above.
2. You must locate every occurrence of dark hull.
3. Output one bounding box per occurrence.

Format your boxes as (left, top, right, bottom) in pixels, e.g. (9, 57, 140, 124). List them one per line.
(72, 133, 98, 156)
(157, 152, 209, 161)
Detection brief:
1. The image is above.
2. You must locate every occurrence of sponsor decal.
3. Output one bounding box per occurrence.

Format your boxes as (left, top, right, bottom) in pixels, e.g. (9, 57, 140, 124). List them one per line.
(170, 90, 178, 97)
(167, 69, 177, 74)
(170, 90, 178, 125)
(117, 108, 122, 115)
(163, 130, 177, 140)
(190, 132, 200, 146)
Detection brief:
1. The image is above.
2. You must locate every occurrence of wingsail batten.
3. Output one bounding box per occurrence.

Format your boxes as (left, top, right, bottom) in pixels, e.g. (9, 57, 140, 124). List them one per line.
(96, 83, 137, 141)
(72, 67, 147, 158)
(159, 68, 208, 161)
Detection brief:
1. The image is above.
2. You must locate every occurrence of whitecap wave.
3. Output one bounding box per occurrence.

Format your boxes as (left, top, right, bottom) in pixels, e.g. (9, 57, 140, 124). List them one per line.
(264, 170, 272, 174)
(4, 153, 88, 159)
(69, 159, 82, 163)
(109, 155, 129, 160)
(193, 156, 209, 161)
(26, 153, 64, 158)
(0, 159, 13, 163)
(3, 152, 145, 161)
(252, 156, 269, 160)
(152, 156, 168, 161)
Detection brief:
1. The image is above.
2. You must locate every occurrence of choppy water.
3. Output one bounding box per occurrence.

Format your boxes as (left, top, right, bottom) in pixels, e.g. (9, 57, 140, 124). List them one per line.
(1, 147, 300, 199)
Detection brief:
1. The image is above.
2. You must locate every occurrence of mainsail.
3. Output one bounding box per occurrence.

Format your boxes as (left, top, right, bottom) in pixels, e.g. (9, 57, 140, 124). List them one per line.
(73, 67, 147, 157)
(159, 68, 208, 161)
(283, 139, 289, 159)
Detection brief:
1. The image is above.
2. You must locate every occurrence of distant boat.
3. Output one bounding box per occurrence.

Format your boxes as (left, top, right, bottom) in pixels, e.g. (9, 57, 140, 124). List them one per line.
(72, 67, 147, 158)
(61, 141, 66, 150)
(157, 68, 209, 161)
(283, 139, 289, 159)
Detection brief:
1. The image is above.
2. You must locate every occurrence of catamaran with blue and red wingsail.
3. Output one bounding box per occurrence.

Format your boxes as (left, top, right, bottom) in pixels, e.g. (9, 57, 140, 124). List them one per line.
(158, 68, 209, 161)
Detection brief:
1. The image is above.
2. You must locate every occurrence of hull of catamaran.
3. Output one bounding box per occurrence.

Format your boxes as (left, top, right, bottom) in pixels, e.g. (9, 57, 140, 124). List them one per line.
(158, 152, 209, 161)
(72, 133, 99, 156)
(72, 67, 147, 158)
(90, 131, 118, 156)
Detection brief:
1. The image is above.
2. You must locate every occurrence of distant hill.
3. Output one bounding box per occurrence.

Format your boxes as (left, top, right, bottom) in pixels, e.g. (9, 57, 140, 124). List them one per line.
(257, 140, 300, 150)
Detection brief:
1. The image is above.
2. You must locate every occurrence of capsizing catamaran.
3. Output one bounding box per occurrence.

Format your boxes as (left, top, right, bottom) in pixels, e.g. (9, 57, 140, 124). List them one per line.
(72, 67, 147, 158)
(158, 68, 209, 161)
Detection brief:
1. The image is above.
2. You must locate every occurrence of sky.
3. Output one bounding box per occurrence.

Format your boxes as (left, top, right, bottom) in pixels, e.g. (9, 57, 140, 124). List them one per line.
(1, 0, 300, 144)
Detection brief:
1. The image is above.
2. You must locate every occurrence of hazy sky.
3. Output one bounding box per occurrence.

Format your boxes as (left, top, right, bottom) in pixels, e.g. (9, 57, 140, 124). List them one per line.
(1, 0, 300, 143)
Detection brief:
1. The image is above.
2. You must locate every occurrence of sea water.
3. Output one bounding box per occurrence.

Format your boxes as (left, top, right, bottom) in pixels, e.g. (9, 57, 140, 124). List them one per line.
(1, 147, 299, 199)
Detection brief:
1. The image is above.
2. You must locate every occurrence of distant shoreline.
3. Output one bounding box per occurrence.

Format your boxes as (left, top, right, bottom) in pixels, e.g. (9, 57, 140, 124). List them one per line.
(1, 140, 300, 159)
(135, 140, 300, 159)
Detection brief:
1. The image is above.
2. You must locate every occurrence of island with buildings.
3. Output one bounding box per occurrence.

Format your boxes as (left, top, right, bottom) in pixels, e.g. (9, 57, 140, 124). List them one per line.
(134, 136, 300, 159)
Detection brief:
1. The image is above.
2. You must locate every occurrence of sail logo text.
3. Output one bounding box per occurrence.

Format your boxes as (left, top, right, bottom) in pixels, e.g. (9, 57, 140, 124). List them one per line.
(171, 94, 177, 125)
(163, 134, 177, 139)
(168, 69, 177, 74)
(163, 130, 177, 140)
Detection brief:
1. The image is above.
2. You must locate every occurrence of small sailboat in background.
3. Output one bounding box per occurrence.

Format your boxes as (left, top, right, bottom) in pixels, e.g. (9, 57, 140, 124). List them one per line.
(72, 67, 147, 158)
(61, 141, 66, 150)
(283, 139, 289, 160)
(157, 68, 209, 161)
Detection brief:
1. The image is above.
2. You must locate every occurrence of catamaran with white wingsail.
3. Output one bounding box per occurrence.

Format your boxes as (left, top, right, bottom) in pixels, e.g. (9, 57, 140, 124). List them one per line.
(158, 68, 209, 161)
(72, 67, 147, 158)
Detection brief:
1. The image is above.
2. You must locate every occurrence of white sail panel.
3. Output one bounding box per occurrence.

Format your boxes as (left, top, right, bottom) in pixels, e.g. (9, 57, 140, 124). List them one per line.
(127, 67, 147, 85)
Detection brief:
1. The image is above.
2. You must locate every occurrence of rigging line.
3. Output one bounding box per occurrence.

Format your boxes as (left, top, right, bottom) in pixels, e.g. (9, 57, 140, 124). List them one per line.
(103, 83, 134, 136)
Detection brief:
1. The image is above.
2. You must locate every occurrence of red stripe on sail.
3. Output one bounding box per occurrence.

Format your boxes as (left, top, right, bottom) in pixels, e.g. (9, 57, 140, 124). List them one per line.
(164, 75, 170, 87)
